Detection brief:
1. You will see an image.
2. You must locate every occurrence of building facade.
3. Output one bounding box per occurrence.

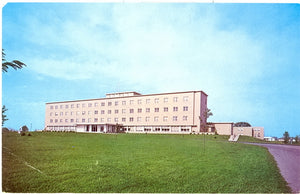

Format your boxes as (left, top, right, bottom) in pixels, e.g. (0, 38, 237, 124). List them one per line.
(209, 122, 264, 140)
(44, 91, 208, 134)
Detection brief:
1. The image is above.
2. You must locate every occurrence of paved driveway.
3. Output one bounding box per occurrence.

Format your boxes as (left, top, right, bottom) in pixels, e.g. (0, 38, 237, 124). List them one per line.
(244, 143, 300, 193)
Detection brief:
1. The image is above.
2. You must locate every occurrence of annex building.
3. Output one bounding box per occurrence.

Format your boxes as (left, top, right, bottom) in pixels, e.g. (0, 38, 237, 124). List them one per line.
(45, 91, 208, 134)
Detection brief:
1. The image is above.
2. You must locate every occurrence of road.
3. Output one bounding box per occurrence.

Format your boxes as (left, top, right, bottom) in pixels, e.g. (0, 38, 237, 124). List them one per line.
(244, 143, 300, 193)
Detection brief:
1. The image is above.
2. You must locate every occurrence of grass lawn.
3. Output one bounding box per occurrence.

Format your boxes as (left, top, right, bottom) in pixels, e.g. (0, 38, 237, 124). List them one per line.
(2, 132, 291, 193)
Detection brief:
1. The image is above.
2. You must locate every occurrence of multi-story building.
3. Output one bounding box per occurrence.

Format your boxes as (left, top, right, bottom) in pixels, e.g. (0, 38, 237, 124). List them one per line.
(44, 91, 208, 134)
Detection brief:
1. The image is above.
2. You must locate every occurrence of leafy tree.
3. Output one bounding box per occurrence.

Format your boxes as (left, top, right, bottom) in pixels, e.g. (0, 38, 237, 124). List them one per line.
(234, 122, 251, 127)
(200, 108, 213, 132)
(295, 135, 299, 143)
(21, 125, 29, 132)
(2, 106, 8, 126)
(283, 131, 290, 144)
(2, 49, 26, 72)
(2, 49, 27, 126)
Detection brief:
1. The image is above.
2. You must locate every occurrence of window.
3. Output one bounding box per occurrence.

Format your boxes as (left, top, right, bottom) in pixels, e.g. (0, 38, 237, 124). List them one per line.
(122, 109, 126, 114)
(71, 104, 74, 108)
(108, 102, 112, 106)
(122, 118, 126, 122)
(88, 103, 92, 107)
(122, 101, 126, 105)
(155, 98, 159, 103)
(65, 105, 69, 109)
(55, 105, 58, 109)
(173, 97, 178, 102)
(115, 118, 118, 122)
(130, 100, 134, 105)
(60, 112, 63, 116)
(65, 119, 68, 123)
(138, 108, 142, 113)
(173, 107, 178, 112)
(164, 107, 168, 112)
(95, 110, 98, 114)
(163, 116, 168, 122)
(88, 118, 91, 122)
(129, 117, 134, 122)
(82, 111, 86, 115)
(183, 116, 188, 121)
(50, 112, 53, 116)
(60, 105, 63, 109)
(173, 116, 178, 121)
(162, 128, 170, 132)
(155, 108, 159, 112)
(71, 119, 74, 123)
(115, 109, 119, 114)
(50, 119, 53, 123)
(107, 118, 111, 122)
(82, 103, 86, 108)
(94, 118, 98, 122)
(137, 117, 141, 122)
(146, 99, 150, 104)
(77, 104, 80, 108)
(65, 112, 68, 116)
(146, 108, 150, 113)
(183, 96, 189, 102)
(55, 112, 58, 116)
(76, 119, 79, 122)
(115, 101, 119, 106)
(88, 111, 91, 115)
(138, 99, 142, 104)
(100, 118, 104, 122)
(154, 117, 159, 122)
(164, 98, 168, 103)
(55, 119, 58, 123)
(94, 103, 98, 107)
(101, 110, 105, 114)
(155, 127, 160, 131)
(146, 117, 150, 122)
(108, 110, 111, 114)
(50, 106, 53, 109)
(82, 118, 86, 123)
(101, 102, 105, 106)
(183, 106, 188, 111)
(70, 112, 73, 115)
(130, 109, 134, 113)
(144, 128, 151, 132)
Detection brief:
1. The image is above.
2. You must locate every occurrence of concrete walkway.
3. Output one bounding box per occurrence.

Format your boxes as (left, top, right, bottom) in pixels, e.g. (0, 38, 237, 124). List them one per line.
(244, 143, 300, 193)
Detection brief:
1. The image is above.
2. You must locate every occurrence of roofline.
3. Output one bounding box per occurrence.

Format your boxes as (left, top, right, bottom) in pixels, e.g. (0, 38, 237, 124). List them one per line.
(46, 90, 208, 104)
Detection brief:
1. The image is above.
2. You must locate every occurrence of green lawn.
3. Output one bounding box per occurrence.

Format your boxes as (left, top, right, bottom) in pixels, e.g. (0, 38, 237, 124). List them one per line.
(2, 132, 291, 193)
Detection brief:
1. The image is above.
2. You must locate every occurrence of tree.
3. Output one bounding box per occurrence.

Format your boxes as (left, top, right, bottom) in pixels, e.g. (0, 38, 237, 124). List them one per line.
(2, 49, 27, 126)
(295, 135, 299, 143)
(234, 122, 251, 127)
(2, 49, 26, 72)
(21, 125, 29, 132)
(200, 108, 213, 132)
(283, 131, 290, 144)
(2, 106, 8, 126)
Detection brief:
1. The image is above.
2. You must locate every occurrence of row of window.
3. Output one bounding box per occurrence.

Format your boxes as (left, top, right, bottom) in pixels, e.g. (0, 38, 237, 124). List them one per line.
(50, 106, 189, 116)
(49, 116, 189, 123)
(49, 96, 189, 110)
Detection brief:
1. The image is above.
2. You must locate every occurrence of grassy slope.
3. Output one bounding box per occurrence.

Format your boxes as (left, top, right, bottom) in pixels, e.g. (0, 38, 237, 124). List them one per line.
(2, 132, 290, 193)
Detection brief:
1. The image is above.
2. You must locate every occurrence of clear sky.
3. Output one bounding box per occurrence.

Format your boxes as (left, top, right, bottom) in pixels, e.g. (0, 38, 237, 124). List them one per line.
(2, 3, 300, 137)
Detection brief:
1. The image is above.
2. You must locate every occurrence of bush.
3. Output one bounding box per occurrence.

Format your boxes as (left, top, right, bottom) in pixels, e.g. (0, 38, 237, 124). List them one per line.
(20, 132, 26, 136)
(28, 133, 31, 136)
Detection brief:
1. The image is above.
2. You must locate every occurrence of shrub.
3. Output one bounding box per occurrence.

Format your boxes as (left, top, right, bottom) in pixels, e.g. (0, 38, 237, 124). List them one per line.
(28, 133, 31, 136)
(20, 132, 26, 136)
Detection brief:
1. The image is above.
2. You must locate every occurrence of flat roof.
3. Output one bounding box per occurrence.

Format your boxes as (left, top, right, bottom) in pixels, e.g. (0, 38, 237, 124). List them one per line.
(46, 90, 208, 104)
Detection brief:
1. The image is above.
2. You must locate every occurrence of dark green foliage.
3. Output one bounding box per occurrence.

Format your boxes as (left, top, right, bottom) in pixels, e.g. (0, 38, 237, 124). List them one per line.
(20, 131, 26, 136)
(21, 125, 29, 132)
(283, 131, 290, 144)
(2, 49, 26, 72)
(2, 105, 8, 126)
(234, 122, 251, 127)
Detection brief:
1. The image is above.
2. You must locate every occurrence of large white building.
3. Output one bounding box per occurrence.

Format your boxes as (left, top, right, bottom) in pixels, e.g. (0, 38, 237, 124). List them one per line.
(44, 91, 208, 134)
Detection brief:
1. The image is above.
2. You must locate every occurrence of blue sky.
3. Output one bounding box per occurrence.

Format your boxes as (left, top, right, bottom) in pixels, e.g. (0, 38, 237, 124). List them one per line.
(2, 3, 300, 137)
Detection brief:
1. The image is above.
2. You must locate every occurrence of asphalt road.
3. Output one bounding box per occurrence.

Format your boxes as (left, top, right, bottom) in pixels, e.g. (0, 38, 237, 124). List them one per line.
(244, 143, 300, 193)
